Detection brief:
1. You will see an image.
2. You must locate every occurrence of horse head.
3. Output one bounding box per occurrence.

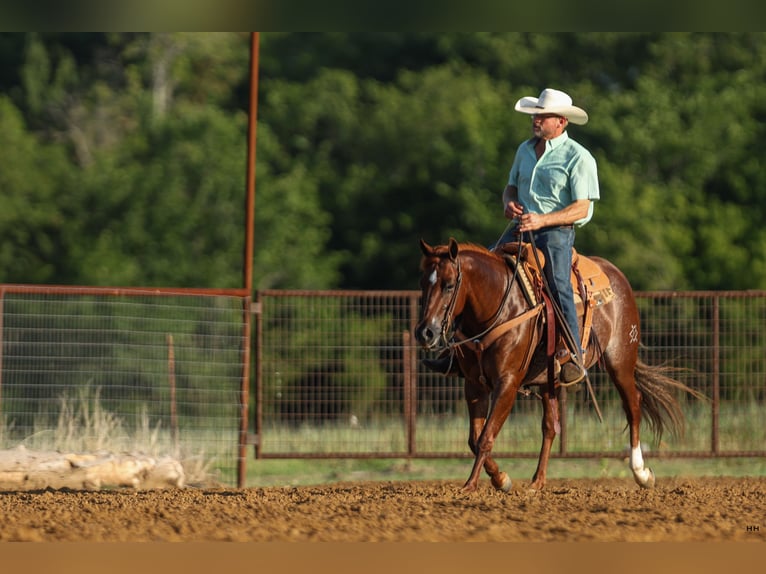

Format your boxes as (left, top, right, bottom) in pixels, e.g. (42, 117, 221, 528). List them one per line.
(414, 238, 464, 350)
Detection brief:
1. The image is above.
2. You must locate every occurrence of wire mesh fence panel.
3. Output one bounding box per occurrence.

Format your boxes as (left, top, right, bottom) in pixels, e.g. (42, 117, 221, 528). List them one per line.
(636, 292, 766, 455)
(5, 287, 762, 485)
(256, 291, 415, 455)
(0, 288, 247, 486)
(256, 290, 766, 461)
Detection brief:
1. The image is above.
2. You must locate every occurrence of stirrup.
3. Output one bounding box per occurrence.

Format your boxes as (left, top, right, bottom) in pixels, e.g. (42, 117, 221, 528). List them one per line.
(558, 361, 586, 387)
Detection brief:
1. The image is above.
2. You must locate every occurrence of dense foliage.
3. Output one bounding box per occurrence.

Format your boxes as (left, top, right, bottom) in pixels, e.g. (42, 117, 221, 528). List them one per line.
(2, 32, 766, 292)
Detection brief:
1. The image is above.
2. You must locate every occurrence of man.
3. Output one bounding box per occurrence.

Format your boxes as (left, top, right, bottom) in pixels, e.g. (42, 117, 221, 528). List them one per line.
(424, 88, 599, 386)
(496, 87, 599, 385)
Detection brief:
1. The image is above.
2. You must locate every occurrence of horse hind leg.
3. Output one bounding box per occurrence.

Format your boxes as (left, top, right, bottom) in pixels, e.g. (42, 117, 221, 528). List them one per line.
(611, 366, 656, 489)
(528, 391, 560, 491)
(629, 439, 655, 489)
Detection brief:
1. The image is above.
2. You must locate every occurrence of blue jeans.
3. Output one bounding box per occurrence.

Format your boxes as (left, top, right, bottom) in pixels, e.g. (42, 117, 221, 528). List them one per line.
(493, 225, 581, 354)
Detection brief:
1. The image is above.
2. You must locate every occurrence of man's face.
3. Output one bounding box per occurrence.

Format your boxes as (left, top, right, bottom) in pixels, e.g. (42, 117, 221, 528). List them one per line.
(532, 114, 566, 140)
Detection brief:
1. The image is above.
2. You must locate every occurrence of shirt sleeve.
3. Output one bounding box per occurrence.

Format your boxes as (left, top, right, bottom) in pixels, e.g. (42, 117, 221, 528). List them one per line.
(569, 151, 600, 201)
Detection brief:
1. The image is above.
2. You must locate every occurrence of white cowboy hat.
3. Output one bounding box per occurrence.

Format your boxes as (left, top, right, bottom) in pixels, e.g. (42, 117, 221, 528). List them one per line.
(514, 88, 589, 125)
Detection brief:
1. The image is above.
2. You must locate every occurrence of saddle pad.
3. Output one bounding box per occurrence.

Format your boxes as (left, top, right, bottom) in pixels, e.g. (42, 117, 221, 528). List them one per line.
(498, 242, 614, 312)
(571, 249, 615, 309)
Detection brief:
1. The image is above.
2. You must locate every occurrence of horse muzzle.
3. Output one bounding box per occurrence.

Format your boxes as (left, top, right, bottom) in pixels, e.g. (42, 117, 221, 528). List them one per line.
(414, 317, 452, 350)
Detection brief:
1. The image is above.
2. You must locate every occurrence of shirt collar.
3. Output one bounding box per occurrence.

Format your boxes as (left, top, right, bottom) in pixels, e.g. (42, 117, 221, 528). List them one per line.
(530, 130, 569, 151)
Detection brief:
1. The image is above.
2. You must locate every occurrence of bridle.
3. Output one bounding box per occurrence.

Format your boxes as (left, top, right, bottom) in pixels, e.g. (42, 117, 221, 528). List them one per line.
(427, 244, 542, 357)
(435, 254, 464, 349)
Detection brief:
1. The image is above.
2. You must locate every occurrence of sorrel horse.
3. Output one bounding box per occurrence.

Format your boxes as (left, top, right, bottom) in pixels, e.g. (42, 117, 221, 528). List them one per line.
(415, 237, 702, 493)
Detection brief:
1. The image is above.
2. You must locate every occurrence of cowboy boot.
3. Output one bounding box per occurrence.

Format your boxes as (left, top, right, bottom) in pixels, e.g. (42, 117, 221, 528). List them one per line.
(559, 360, 586, 386)
(555, 347, 586, 387)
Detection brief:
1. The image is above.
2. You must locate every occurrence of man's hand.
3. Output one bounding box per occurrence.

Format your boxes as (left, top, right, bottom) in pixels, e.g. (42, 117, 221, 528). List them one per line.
(517, 212, 545, 232)
(504, 201, 524, 220)
(505, 200, 545, 231)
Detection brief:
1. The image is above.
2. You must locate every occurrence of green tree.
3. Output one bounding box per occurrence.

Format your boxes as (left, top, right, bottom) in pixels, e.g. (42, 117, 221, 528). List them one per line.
(65, 105, 248, 288)
(0, 96, 73, 283)
(4, 33, 766, 291)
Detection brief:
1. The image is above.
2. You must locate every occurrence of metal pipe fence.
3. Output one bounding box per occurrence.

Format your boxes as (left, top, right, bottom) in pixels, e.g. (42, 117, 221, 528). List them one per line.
(1, 286, 764, 491)
(0, 285, 251, 487)
(253, 290, 766, 461)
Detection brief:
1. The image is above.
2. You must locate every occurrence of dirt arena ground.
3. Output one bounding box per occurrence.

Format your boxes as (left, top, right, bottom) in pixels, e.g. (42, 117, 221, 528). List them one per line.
(1, 476, 763, 542)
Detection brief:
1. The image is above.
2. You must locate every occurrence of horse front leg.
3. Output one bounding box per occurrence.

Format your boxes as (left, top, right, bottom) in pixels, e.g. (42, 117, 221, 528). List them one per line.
(529, 389, 560, 491)
(464, 378, 512, 492)
(463, 375, 519, 493)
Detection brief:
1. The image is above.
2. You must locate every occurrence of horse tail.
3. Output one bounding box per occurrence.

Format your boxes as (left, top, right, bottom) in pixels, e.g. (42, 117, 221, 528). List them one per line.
(633, 359, 707, 441)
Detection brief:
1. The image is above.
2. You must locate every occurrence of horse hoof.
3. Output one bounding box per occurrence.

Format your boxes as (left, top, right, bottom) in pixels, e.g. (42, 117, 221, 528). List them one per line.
(635, 467, 656, 489)
(492, 472, 512, 492)
(643, 468, 656, 489)
(461, 481, 479, 493)
(526, 480, 544, 494)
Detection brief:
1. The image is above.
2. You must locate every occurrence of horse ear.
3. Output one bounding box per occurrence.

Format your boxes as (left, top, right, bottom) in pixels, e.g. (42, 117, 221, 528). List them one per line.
(419, 238, 433, 256)
(448, 237, 459, 261)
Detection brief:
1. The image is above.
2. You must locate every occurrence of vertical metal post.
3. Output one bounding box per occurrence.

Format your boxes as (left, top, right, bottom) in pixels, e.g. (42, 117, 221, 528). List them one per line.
(253, 296, 263, 460)
(403, 330, 415, 457)
(711, 295, 720, 455)
(244, 31, 259, 295)
(238, 296, 252, 487)
(407, 293, 420, 457)
(237, 31, 260, 487)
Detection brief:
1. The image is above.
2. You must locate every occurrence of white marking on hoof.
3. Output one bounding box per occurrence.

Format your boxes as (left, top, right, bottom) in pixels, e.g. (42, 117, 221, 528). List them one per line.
(495, 472, 512, 492)
(633, 466, 655, 489)
(630, 446, 656, 489)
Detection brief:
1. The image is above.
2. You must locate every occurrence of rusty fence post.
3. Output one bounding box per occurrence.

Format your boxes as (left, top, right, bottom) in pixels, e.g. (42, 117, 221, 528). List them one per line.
(711, 295, 720, 455)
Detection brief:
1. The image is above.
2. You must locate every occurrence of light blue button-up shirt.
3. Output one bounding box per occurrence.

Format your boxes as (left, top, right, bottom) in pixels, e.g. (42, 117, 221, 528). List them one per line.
(508, 131, 599, 226)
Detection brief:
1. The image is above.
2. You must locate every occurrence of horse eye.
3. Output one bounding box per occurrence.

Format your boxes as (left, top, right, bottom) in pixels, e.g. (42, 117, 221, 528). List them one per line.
(443, 283, 455, 292)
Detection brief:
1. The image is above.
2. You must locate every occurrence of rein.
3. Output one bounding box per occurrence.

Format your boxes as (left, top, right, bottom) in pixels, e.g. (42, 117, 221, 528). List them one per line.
(444, 244, 517, 352)
(442, 235, 543, 381)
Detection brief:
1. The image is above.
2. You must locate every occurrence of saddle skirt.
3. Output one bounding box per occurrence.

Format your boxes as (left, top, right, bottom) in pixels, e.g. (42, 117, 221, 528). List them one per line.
(497, 241, 615, 316)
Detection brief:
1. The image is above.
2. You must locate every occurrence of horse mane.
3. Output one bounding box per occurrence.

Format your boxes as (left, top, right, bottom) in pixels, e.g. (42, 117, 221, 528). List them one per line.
(457, 242, 493, 254)
(430, 241, 494, 256)
(420, 240, 499, 271)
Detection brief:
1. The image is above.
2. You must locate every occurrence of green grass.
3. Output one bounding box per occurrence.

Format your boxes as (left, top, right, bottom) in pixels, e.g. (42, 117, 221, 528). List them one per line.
(248, 400, 766, 487)
(244, 456, 766, 488)
(257, 401, 766, 454)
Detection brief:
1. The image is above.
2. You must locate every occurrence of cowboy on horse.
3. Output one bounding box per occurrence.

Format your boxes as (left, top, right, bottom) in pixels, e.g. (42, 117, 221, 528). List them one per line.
(424, 88, 599, 387)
